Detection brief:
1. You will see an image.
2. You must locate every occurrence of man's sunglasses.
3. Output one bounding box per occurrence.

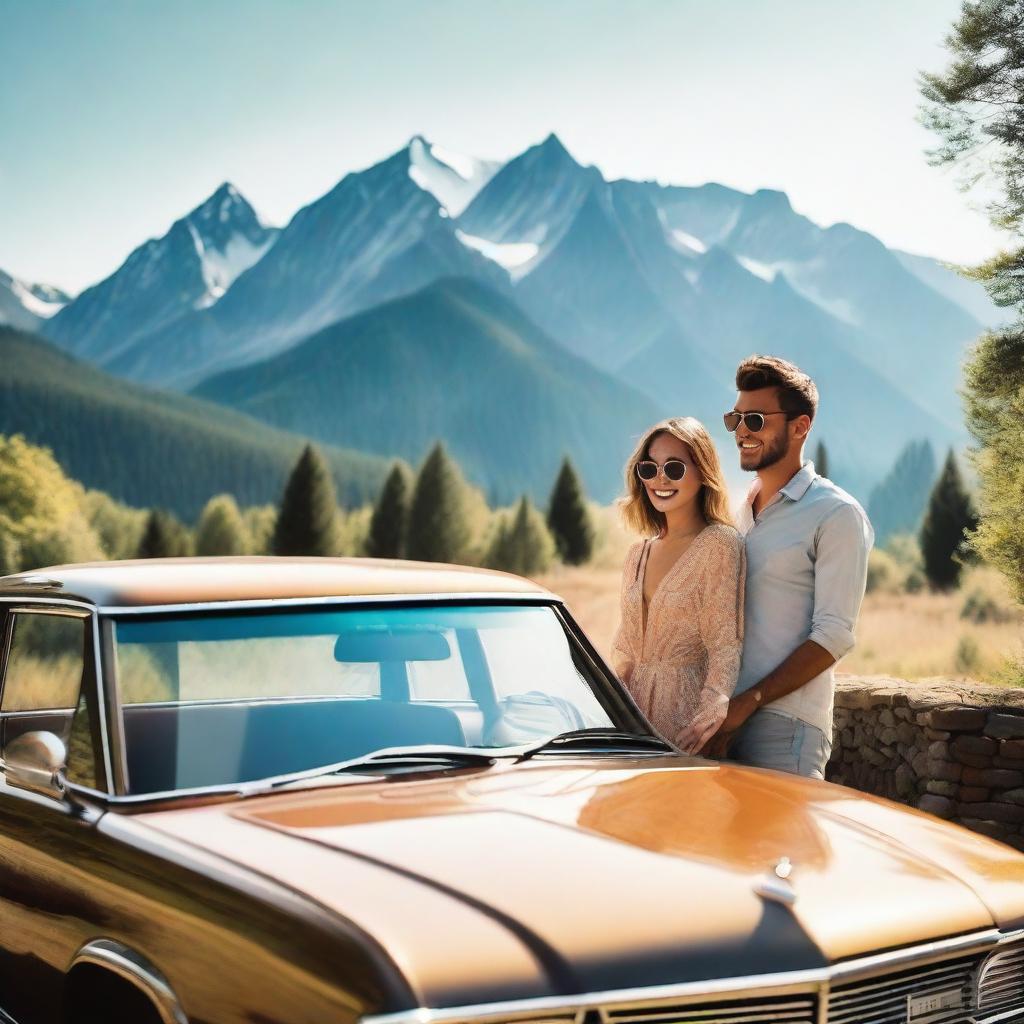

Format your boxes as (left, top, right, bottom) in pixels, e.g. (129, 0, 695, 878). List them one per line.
(723, 410, 792, 433)
(636, 459, 687, 482)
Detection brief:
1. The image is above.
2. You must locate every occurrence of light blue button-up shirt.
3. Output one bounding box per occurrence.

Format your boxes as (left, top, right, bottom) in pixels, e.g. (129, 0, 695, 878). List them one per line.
(735, 462, 874, 736)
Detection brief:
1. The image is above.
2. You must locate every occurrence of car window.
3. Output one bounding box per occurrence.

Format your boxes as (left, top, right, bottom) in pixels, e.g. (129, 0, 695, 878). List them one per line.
(1, 612, 86, 713)
(112, 604, 617, 794)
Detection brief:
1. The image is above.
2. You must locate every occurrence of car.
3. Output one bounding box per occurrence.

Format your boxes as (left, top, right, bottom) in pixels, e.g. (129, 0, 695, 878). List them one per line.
(0, 556, 1023, 1024)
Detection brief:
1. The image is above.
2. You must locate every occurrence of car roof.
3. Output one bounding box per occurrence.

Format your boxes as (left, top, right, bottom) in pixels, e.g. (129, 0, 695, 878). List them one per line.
(0, 557, 554, 609)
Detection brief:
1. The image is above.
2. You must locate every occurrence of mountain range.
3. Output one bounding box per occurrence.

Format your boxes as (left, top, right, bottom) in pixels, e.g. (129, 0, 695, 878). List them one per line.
(2, 133, 1000, 509)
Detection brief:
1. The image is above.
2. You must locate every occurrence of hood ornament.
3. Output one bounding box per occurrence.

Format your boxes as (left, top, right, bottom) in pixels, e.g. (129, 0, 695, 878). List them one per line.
(755, 857, 797, 906)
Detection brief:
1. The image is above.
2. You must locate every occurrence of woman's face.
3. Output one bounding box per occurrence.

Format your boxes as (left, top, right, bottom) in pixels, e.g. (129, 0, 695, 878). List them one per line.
(642, 432, 704, 518)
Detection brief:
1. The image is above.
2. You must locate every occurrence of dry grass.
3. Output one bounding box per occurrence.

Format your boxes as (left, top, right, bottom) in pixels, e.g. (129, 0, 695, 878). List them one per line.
(536, 511, 1024, 687)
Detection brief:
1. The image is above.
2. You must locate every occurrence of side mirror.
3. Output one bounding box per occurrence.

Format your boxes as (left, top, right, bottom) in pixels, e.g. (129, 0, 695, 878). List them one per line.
(3, 731, 67, 799)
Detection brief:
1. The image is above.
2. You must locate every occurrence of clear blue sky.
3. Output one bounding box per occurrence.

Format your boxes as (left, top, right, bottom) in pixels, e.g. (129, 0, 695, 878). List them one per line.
(0, 0, 1000, 293)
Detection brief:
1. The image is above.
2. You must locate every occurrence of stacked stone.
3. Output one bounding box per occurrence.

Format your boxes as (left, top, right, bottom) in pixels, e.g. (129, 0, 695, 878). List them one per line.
(828, 676, 1024, 852)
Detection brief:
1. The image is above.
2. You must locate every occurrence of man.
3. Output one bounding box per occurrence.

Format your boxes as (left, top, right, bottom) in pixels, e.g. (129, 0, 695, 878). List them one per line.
(705, 355, 873, 778)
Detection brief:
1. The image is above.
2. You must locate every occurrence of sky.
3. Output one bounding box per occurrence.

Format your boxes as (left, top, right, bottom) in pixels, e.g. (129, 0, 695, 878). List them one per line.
(0, 0, 1005, 294)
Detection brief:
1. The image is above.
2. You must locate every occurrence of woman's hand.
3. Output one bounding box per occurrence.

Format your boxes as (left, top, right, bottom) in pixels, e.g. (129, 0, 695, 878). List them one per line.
(700, 689, 762, 758)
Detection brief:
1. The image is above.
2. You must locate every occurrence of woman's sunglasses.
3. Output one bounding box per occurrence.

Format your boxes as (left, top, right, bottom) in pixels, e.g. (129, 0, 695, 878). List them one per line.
(636, 459, 687, 482)
(723, 410, 791, 433)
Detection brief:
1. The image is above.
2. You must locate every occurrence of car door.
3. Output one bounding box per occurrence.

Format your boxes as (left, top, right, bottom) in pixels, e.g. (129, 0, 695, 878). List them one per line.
(0, 603, 107, 1024)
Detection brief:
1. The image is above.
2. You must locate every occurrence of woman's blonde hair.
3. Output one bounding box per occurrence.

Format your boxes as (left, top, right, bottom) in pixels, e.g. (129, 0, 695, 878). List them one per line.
(618, 417, 734, 536)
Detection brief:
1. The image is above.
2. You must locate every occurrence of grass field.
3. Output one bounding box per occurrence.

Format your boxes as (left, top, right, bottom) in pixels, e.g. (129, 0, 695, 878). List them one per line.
(536, 510, 1024, 687)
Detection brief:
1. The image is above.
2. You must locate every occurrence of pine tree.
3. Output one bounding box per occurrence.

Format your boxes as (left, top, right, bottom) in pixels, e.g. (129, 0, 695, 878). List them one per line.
(137, 510, 192, 558)
(920, 451, 978, 591)
(813, 441, 829, 480)
(484, 511, 514, 571)
(271, 445, 341, 556)
(406, 443, 472, 564)
(195, 494, 250, 556)
(0, 530, 19, 575)
(499, 496, 557, 576)
(366, 462, 414, 558)
(546, 457, 595, 565)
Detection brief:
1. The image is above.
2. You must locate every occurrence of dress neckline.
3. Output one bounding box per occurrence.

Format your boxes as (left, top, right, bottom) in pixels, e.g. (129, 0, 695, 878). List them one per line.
(638, 525, 711, 637)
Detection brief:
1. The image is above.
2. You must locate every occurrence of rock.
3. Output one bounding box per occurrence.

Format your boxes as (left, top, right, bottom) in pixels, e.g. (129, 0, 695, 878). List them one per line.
(862, 747, 886, 768)
(928, 760, 963, 782)
(853, 726, 867, 748)
(959, 818, 1012, 839)
(924, 728, 952, 741)
(962, 767, 1024, 788)
(912, 750, 930, 777)
(895, 707, 913, 722)
(996, 789, 1024, 806)
(959, 786, 991, 803)
(929, 707, 987, 731)
(919, 794, 956, 818)
(928, 741, 951, 760)
(841, 727, 854, 748)
(985, 714, 1024, 740)
(926, 780, 959, 797)
(879, 745, 898, 763)
(952, 735, 997, 757)
(994, 757, 1024, 770)
(879, 709, 896, 728)
(958, 802, 1024, 825)
(897, 723, 918, 746)
(880, 727, 900, 748)
(1001, 740, 1024, 759)
(895, 764, 916, 799)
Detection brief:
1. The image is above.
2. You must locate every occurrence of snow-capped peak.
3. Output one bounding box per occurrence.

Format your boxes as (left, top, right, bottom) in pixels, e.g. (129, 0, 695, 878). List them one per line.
(408, 136, 503, 217)
(183, 184, 278, 308)
(0, 268, 70, 325)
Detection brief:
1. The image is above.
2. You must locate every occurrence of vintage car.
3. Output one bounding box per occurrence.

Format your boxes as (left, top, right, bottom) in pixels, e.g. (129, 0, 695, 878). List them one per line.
(1, 557, 1024, 1024)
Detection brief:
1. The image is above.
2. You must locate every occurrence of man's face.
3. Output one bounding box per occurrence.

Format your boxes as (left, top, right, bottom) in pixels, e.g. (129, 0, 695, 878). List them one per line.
(732, 387, 794, 472)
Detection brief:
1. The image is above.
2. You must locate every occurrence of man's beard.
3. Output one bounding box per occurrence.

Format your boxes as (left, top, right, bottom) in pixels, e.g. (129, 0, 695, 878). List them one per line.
(750, 431, 789, 471)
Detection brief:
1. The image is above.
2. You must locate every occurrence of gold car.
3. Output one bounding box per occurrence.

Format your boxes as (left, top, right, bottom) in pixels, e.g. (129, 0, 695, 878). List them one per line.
(0, 557, 1022, 1024)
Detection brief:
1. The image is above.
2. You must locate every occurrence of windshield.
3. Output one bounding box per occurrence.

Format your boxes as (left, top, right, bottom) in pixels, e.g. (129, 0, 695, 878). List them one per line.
(111, 603, 617, 794)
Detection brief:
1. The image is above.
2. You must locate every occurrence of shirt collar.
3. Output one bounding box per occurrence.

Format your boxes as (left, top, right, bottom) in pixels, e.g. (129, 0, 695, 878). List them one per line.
(780, 461, 818, 502)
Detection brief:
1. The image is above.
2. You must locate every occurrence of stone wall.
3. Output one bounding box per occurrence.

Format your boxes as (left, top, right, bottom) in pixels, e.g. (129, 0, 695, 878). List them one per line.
(828, 675, 1024, 851)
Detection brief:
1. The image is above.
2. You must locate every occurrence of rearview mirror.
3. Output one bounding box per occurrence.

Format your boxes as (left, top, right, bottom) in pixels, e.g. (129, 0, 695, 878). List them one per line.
(3, 730, 68, 799)
(334, 627, 451, 663)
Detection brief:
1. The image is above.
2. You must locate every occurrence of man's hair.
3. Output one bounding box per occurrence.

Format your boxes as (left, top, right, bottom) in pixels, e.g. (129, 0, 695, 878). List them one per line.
(735, 355, 818, 421)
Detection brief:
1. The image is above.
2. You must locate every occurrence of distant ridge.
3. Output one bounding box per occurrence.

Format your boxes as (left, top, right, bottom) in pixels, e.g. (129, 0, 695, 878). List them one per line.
(192, 277, 664, 504)
(0, 326, 390, 519)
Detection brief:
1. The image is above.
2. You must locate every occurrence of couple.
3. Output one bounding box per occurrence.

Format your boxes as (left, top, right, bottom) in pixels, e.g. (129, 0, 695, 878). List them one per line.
(611, 354, 874, 780)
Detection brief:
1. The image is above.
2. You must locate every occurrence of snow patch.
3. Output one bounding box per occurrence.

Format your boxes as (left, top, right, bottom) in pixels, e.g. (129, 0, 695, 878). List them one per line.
(187, 221, 276, 308)
(455, 231, 540, 279)
(737, 256, 778, 282)
(408, 137, 502, 217)
(10, 276, 66, 318)
(671, 229, 707, 254)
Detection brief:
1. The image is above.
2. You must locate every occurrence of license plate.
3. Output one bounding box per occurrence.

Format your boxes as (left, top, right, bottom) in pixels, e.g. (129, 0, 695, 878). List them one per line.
(907, 988, 964, 1021)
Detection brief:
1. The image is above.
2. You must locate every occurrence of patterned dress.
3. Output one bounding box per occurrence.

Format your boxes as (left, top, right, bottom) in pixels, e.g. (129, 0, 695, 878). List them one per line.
(610, 523, 745, 747)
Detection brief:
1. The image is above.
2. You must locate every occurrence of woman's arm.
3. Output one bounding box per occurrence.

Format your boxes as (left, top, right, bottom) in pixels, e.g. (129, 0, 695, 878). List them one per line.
(676, 530, 745, 753)
(610, 542, 640, 684)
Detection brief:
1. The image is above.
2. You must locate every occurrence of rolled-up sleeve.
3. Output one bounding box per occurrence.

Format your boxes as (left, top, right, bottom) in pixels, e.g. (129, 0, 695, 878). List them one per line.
(809, 503, 874, 661)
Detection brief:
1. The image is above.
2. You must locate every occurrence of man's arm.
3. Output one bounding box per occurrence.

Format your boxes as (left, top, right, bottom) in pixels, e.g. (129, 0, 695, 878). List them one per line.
(704, 502, 873, 756)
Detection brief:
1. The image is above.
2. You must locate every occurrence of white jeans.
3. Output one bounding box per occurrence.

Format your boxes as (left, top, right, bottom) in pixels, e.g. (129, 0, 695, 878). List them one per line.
(729, 709, 831, 779)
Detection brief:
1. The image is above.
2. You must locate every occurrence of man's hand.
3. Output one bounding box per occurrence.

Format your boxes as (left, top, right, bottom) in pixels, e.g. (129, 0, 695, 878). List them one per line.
(701, 689, 762, 759)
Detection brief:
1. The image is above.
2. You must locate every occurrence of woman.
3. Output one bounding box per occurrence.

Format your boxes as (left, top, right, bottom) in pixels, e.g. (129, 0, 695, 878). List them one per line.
(611, 417, 744, 754)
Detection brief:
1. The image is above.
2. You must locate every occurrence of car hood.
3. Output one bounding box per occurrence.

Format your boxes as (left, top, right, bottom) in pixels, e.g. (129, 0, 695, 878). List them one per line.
(137, 758, 1024, 1009)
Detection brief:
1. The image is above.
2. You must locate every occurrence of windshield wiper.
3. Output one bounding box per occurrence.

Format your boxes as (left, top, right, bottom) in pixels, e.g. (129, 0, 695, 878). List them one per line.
(254, 745, 499, 793)
(515, 727, 675, 762)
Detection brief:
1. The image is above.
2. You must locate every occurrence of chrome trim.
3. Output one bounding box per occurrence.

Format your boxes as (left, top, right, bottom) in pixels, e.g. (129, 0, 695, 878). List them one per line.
(101, 592, 559, 615)
(6, 605, 91, 619)
(362, 929, 1023, 1024)
(90, 610, 115, 795)
(0, 596, 95, 612)
(70, 938, 187, 1024)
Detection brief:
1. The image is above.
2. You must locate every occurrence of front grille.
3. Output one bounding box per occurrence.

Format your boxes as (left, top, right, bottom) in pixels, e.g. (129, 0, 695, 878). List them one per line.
(828, 955, 977, 1024)
(977, 941, 1024, 1022)
(602, 995, 816, 1024)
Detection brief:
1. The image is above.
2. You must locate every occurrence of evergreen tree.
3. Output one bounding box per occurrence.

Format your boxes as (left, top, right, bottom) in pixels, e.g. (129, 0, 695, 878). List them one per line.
(0, 530, 18, 576)
(366, 462, 414, 558)
(271, 445, 341, 557)
(137, 510, 192, 558)
(406, 443, 472, 564)
(195, 494, 250, 556)
(492, 497, 557, 576)
(922, 5, 1024, 601)
(868, 440, 938, 546)
(484, 511, 514, 571)
(546, 457, 595, 565)
(813, 441, 829, 480)
(919, 451, 978, 591)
